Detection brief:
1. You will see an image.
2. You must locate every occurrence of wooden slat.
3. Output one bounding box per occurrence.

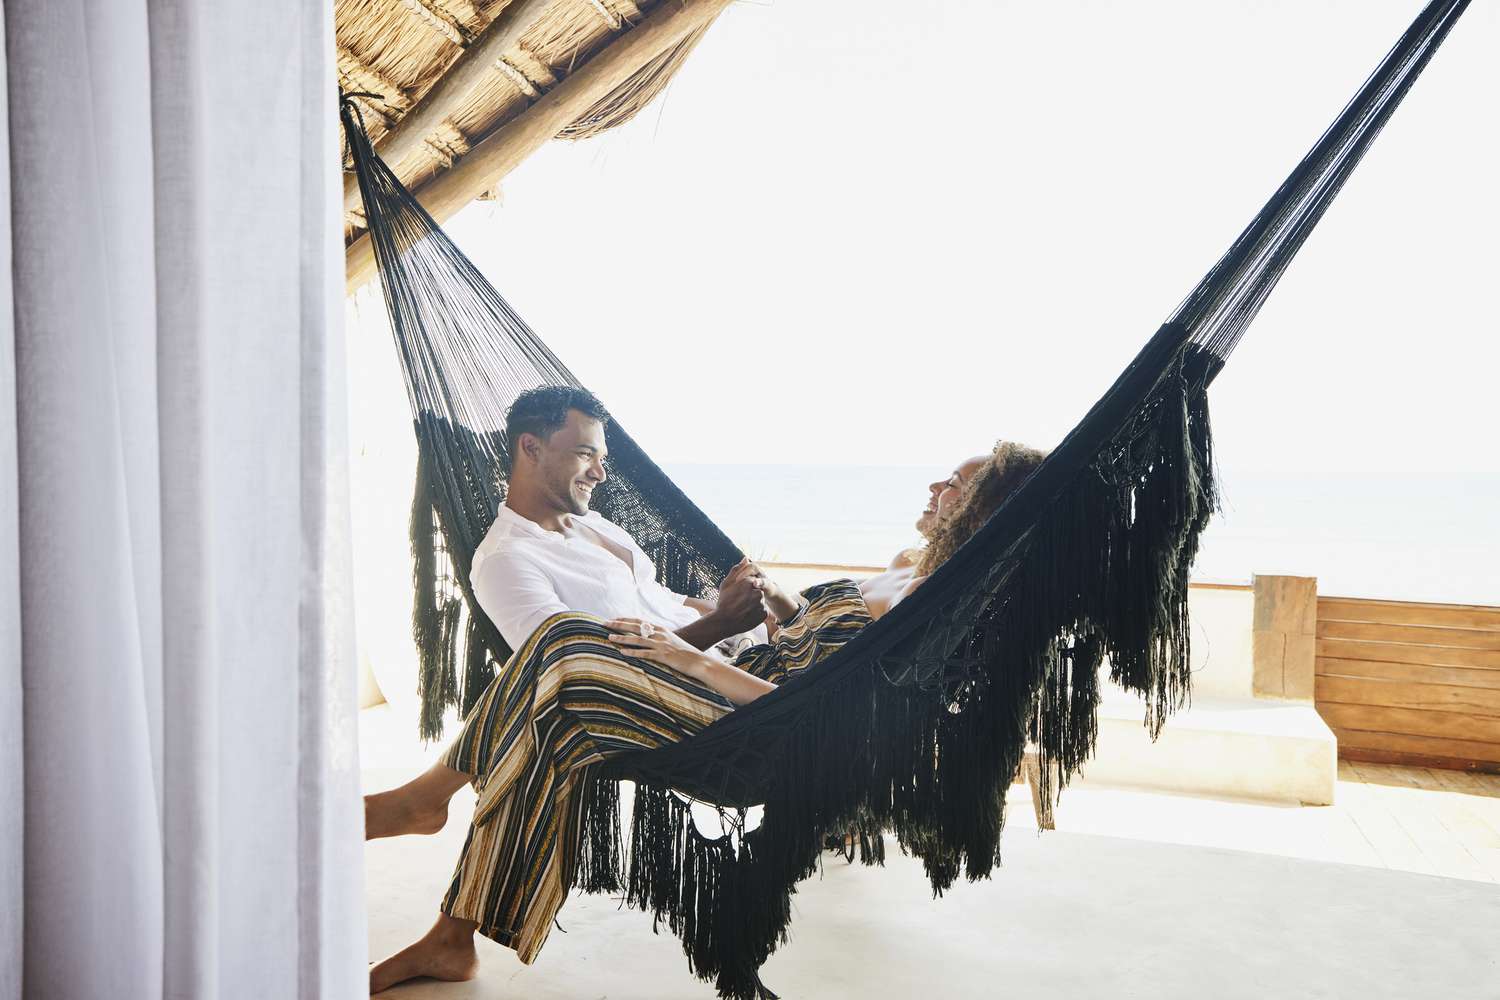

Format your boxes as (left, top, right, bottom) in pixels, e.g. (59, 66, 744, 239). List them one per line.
(1317, 656, 1500, 690)
(1315, 676, 1500, 715)
(1317, 619, 1500, 650)
(1315, 637, 1500, 670)
(1334, 767, 1446, 875)
(1339, 747, 1500, 775)
(1318, 597, 1500, 631)
(1441, 769, 1500, 798)
(1333, 728, 1500, 768)
(1401, 770, 1500, 855)
(1342, 761, 1500, 881)
(1318, 702, 1500, 744)
(1426, 767, 1500, 797)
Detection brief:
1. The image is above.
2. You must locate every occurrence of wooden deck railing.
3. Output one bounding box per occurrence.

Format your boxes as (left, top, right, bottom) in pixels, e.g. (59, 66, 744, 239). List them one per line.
(1315, 595, 1500, 773)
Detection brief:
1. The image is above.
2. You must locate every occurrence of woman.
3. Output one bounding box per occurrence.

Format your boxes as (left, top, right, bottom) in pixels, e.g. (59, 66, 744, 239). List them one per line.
(366, 441, 1047, 994)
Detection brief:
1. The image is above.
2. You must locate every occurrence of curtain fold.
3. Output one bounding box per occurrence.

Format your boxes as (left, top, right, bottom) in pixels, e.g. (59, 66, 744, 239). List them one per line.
(0, 10, 21, 999)
(1, 1, 364, 997)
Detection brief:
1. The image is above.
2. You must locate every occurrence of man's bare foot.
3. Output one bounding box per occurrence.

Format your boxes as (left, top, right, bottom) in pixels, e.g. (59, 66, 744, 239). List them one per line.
(364, 787, 449, 840)
(369, 916, 479, 995)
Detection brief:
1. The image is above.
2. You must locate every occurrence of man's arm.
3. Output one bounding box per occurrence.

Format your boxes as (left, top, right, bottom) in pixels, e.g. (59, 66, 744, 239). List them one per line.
(675, 612, 742, 651)
(617, 520, 768, 649)
(471, 549, 569, 651)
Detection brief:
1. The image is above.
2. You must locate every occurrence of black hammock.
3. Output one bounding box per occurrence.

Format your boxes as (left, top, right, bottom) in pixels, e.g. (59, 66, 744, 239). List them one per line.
(343, 3, 1468, 995)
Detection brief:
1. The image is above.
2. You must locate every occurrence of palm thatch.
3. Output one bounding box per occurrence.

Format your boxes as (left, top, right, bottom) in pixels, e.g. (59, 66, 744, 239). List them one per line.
(339, 0, 729, 271)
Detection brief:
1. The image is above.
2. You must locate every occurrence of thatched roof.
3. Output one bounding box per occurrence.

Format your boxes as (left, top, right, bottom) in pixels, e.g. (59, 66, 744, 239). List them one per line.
(339, 0, 730, 287)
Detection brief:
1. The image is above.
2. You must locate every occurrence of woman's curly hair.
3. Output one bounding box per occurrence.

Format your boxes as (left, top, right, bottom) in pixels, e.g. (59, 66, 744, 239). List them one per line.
(918, 441, 1050, 576)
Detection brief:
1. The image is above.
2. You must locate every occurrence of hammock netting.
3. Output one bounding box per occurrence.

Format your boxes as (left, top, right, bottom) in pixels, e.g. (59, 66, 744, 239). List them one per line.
(342, 3, 1467, 994)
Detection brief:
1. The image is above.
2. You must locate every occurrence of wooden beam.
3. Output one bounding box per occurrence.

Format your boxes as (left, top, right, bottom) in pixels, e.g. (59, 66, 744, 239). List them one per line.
(1334, 729, 1500, 770)
(346, 0, 732, 291)
(342, 0, 554, 216)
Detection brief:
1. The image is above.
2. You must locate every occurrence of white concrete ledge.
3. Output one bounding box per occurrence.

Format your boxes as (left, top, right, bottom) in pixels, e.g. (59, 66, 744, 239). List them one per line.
(1078, 688, 1338, 805)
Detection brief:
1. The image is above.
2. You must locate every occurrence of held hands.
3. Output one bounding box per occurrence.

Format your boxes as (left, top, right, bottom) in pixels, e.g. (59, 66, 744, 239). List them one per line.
(605, 618, 712, 679)
(755, 572, 802, 624)
(712, 558, 773, 633)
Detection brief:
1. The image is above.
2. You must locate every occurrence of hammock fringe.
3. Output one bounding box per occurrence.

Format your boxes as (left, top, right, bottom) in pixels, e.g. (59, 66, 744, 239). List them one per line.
(410, 452, 460, 741)
(575, 368, 1220, 998)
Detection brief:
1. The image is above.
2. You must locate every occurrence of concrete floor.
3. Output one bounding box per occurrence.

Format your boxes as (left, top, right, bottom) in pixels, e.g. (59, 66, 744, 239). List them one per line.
(366, 777, 1500, 999)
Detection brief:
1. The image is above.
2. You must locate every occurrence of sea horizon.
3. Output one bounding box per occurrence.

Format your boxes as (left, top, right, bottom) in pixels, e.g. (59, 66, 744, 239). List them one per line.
(663, 461, 1499, 607)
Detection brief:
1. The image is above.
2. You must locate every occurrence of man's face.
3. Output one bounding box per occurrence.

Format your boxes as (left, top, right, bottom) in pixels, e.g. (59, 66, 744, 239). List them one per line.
(525, 409, 608, 516)
(915, 455, 988, 536)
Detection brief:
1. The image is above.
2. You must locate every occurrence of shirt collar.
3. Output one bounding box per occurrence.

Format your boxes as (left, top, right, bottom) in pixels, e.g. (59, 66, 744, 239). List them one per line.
(496, 502, 611, 541)
(494, 503, 557, 540)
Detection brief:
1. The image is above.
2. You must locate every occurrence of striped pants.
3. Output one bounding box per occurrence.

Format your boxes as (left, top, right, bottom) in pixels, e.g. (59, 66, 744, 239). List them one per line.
(438, 580, 870, 962)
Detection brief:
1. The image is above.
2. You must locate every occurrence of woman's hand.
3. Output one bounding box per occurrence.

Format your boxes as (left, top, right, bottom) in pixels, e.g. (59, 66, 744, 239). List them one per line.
(712, 560, 772, 634)
(606, 617, 779, 707)
(605, 618, 713, 681)
(743, 563, 801, 623)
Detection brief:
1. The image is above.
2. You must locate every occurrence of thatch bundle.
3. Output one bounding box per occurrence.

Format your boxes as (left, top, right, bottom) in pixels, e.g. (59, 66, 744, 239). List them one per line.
(338, 0, 729, 250)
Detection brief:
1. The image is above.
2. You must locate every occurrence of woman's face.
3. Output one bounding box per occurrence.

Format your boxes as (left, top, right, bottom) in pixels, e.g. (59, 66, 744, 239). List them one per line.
(916, 455, 988, 536)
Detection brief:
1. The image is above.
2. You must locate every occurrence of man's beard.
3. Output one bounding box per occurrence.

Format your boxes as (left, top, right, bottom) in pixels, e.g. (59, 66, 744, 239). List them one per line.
(548, 470, 591, 515)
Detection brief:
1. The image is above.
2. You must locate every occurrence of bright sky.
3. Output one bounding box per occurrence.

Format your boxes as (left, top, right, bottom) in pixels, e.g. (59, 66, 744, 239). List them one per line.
(429, 0, 1498, 478)
(347, 1, 1498, 614)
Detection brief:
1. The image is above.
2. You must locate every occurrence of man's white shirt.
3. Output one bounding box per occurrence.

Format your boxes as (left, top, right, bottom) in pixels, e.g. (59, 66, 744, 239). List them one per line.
(471, 503, 751, 652)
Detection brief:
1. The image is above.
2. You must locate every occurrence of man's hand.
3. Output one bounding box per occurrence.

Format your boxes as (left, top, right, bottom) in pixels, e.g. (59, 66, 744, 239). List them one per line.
(673, 558, 769, 650)
(726, 558, 802, 625)
(714, 558, 771, 634)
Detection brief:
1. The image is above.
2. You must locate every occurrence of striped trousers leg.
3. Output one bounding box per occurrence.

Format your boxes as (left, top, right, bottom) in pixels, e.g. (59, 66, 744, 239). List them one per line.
(438, 613, 734, 962)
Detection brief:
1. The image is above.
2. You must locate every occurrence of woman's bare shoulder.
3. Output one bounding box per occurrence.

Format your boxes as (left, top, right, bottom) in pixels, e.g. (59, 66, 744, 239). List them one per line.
(887, 547, 923, 570)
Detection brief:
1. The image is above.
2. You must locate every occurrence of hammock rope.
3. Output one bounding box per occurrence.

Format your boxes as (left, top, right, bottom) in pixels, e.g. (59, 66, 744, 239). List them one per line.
(342, 3, 1468, 994)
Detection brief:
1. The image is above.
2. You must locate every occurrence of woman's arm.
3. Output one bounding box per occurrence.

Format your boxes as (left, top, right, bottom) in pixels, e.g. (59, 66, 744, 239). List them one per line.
(693, 657, 779, 706)
(605, 619, 777, 706)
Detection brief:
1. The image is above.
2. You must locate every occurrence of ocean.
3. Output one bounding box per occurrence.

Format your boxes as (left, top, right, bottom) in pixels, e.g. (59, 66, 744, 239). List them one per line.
(663, 462, 1500, 606)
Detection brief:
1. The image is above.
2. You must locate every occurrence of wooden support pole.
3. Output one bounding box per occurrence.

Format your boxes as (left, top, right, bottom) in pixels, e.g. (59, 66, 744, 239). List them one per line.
(346, 0, 732, 291)
(342, 0, 554, 216)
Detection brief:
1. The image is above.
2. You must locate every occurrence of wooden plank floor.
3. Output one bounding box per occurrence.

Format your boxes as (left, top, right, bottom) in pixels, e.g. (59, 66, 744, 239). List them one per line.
(1023, 760, 1500, 884)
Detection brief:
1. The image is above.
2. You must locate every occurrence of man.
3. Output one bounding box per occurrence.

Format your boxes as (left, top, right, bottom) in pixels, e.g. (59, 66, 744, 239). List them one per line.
(364, 386, 779, 993)
(471, 385, 770, 653)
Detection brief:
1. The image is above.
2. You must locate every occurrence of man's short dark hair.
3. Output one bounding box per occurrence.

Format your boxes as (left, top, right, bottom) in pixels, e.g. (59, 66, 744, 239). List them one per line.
(504, 386, 610, 460)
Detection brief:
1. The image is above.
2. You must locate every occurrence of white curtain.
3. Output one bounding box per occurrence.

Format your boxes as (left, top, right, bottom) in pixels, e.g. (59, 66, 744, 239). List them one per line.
(0, 2, 365, 997)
